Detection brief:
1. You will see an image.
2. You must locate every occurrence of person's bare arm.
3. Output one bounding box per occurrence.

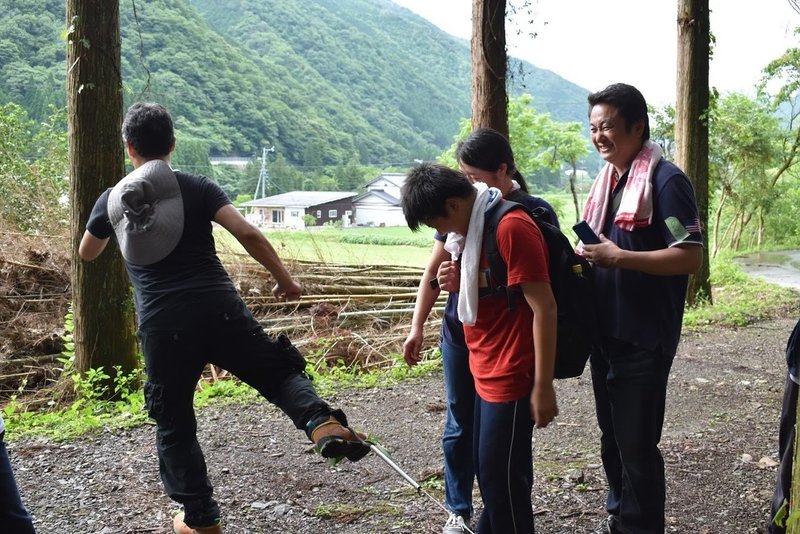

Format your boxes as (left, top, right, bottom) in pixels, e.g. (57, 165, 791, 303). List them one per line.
(78, 231, 110, 261)
(403, 241, 450, 366)
(214, 204, 302, 300)
(521, 280, 559, 428)
(583, 237, 702, 276)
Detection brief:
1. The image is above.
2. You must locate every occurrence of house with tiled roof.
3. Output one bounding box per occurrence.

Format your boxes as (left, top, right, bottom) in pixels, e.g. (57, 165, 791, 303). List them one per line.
(351, 173, 408, 227)
(241, 191, 357, 229)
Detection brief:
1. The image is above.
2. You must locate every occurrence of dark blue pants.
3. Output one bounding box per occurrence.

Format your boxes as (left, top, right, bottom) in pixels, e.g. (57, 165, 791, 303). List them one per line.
(140, 295, 333, 529)
(0, 434, 36, 533)
(769, 374, 797, 533)
(441, 340, 475, 520)
(591, 338, 674, 534)
(473, 394, 534, 534)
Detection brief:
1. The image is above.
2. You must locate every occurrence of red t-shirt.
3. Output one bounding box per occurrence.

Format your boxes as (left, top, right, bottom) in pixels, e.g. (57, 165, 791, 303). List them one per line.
(464, 210, 550, 402)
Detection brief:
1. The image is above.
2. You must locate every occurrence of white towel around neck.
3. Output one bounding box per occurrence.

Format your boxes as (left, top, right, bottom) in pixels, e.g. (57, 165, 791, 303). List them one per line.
(443, 183, 502, 326)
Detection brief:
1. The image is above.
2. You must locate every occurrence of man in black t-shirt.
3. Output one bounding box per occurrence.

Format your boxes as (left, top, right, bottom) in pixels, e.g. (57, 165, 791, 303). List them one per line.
(79, 102, 370, 534)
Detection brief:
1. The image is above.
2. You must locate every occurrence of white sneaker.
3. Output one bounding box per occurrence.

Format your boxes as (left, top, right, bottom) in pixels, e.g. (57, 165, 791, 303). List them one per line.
(442, 512, 468, 533)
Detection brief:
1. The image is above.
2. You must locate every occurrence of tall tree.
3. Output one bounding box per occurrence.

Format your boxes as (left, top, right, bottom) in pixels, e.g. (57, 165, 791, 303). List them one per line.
(675, 0, 712, 305)
(67, 0, 138, 381)
(471, 0, 508, 136)
(708, 93, 780, 255)
(547, 121, 590, 223)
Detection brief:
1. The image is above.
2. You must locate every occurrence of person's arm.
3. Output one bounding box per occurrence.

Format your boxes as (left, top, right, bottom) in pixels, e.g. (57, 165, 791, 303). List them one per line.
(78, 231, 110, 261)
(521, 280, 559, 428)
(403, 240, 450, 367)
(582, 238, 702, 275)
(214, 204, 302, 300)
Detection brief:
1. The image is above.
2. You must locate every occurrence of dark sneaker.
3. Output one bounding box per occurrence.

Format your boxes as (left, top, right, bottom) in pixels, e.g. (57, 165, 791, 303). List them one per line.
(173, 512, 222, 534)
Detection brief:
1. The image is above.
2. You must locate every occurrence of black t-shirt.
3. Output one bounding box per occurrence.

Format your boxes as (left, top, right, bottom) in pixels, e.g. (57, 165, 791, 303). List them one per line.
(86, 170, 236, 330)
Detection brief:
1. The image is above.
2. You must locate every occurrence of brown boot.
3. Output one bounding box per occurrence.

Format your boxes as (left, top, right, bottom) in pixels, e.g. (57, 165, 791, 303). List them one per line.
(309, 416, 371, 461)
(173, 512, 222, 534)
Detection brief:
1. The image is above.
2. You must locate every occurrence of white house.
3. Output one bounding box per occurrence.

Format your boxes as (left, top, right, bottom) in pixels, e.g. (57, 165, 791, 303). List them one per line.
(352, 173, 408, 227)
(241, 191, 356, 229)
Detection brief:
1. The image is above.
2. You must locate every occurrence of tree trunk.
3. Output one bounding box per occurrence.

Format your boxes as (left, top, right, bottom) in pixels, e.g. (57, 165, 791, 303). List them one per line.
(471, 0, 508, 136)
(711, 189, 727, 258)
(67, 0, 138, 382)
(569, 160, 580, 224)
(675, 0, 712, 305)
(731, 213, 744, 251)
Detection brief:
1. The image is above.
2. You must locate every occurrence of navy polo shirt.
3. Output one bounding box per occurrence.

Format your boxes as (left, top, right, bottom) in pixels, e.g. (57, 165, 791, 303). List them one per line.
(594, 159, 703, 356)
(437, 194, 560, 349)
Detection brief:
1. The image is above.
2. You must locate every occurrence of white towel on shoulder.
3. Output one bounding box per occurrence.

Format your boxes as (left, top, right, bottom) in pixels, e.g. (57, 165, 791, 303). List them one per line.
(445, 183, 502, 326)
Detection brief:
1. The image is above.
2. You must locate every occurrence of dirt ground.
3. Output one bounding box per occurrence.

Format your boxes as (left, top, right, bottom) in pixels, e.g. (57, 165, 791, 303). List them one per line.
(6, 316, 794, 534)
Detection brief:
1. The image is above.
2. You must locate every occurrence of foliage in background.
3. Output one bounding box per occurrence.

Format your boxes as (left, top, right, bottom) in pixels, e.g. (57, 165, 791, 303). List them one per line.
(708, 92, 783, 254)
(762, 170, 800, 249)
(0, 0, 589, 169)
(683, 254, 798, 329)
(0, 102, 68, 233)
(439, 94, 593, 193)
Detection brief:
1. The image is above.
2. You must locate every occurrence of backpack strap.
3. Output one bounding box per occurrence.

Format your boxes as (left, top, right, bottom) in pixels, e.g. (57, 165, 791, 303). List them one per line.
(482, 200, 524, 310)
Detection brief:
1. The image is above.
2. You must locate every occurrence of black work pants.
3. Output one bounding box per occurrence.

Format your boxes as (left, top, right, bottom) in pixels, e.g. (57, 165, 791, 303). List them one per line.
(140, 295, 332, 529)
(591, 338, 674, 534)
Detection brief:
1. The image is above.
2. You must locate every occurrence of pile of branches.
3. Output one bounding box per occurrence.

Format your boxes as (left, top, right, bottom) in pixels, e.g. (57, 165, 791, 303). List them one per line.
(0, 229, 71, 397)
(0, 235, 443, 398)
(232, 257, 445, 373)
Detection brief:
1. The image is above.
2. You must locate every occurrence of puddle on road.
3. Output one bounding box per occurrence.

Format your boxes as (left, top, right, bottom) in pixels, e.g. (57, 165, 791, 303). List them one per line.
(735, 251, 800, 290)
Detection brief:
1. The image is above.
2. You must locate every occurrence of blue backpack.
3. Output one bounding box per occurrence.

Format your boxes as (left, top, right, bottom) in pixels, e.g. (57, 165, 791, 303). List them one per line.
(481, 199, 598, 379)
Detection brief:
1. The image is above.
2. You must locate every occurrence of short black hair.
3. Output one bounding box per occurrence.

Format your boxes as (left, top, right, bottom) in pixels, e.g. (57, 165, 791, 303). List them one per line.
(587, 83, 650, 141)
(121, 102, 175, 158)
(455, 127, 529, 192)
(401, 162, 474, 232)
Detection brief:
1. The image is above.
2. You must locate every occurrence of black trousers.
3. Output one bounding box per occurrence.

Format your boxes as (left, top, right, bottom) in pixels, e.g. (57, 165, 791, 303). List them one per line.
(0, 434, 36, 533)
(591, 338, 674, 534)
(769, 374, 798, 534)
(140, 295, 332, 529)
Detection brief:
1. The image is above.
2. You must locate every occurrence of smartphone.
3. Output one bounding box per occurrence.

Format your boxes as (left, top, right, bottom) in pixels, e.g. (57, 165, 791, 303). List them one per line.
(572, 220, 601, 245)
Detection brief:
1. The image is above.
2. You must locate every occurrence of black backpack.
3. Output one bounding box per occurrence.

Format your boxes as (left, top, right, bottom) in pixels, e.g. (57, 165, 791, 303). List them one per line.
(481, 199, 598, 379)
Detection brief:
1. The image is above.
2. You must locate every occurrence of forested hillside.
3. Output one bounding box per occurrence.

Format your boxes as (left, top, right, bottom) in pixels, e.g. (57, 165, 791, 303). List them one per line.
(0, 0, 589, 166)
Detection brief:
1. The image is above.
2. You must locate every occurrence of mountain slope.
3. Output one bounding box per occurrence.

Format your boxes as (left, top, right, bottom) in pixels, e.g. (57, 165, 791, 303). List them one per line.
(0, 0, 589, 165)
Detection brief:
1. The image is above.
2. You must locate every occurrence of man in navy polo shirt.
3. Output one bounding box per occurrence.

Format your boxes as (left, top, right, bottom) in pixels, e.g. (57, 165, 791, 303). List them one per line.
(578, 83, 703, 534)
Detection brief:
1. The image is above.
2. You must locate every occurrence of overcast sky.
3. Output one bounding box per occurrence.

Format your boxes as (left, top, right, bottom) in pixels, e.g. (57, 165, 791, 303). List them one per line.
(391, 0, 800, 106)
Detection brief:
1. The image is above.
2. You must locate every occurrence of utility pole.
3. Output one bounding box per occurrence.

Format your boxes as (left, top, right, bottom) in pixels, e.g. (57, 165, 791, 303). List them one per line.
(253, 145, 276, 199)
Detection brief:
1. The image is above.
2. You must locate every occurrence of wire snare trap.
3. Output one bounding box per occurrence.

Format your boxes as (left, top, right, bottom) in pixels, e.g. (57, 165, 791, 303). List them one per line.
(368, 442, 476, 534)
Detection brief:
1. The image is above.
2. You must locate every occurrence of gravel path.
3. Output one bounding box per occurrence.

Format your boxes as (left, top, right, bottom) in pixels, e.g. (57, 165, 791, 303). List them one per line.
(7, 318, 793, 533)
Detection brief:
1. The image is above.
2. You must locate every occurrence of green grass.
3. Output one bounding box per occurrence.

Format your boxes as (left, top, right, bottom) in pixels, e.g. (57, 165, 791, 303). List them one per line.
(2, 352, 441, 442)
(683, 254, 799, 329)
(218, 225, 435, 267)
(222, 192, 583, 268)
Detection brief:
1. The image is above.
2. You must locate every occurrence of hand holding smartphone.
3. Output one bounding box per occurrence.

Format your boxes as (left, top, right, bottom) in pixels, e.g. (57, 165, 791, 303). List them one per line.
(572, 220, 601, 245)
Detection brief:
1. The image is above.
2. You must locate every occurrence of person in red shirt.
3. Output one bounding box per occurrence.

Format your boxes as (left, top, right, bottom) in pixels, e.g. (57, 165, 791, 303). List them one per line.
(401, 162, 558, 534)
